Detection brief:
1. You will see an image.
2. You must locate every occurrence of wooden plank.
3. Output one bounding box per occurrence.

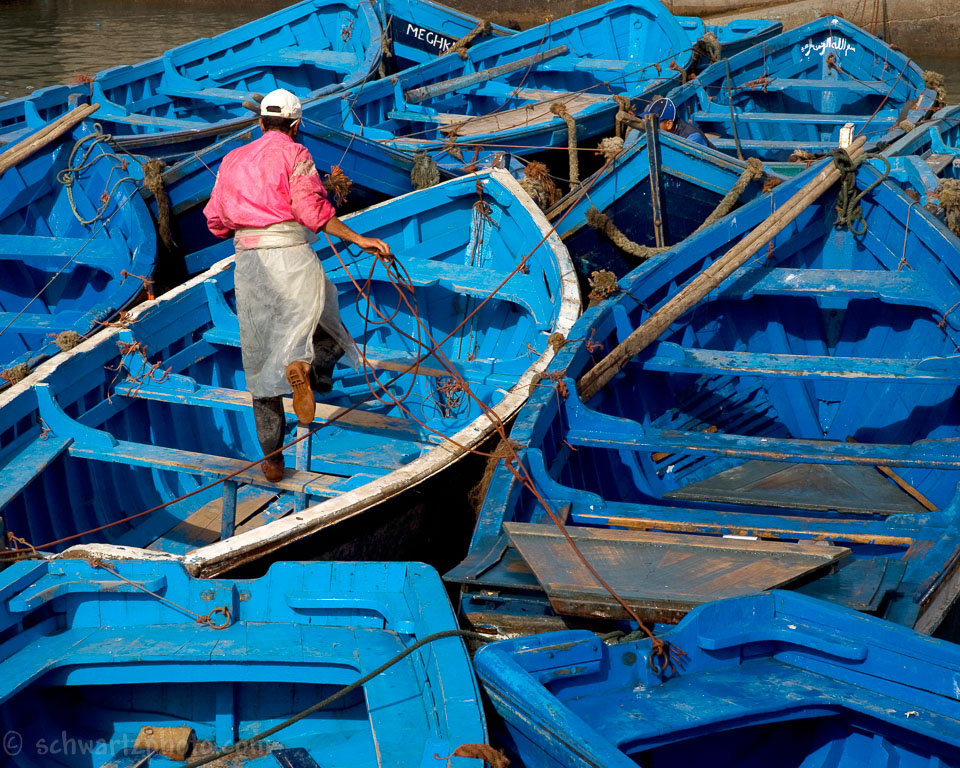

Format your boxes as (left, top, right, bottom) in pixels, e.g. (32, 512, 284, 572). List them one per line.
(67, 439, 344, 496)
(0, 436, 72, 509)
(0, 310, 84, 332)
(441, 92, 606, 137)
(148, 485, 278, 551)
(720, 268, 936, 307)
(504, 522, 848, 621)
(113, 379, 424, 438)
(0, 234, 123, 273)
(404, 45, 568, 104)
(665, 460, 929, 515)
(565, 416, 960, 471)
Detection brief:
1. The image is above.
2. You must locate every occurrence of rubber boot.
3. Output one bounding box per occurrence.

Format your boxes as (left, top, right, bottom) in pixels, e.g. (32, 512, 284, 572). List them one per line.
(285, 360, 315, 424)
(261, 456, 285, 483)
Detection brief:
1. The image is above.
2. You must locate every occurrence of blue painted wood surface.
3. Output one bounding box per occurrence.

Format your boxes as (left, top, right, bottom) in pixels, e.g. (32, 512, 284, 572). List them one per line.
(668, 16, 936, 161)
(448, 158, 960, 635)
(141, 118, 459, 276)
(474, 591, 960, 768)
(306, 0, 692, 171)
(0, 169, 577, 575)
(0, 559, 485, 767)
(880, 105, 960, 217)
(0, 126, 157, 379)
(677, 16, 783, 63)
(0, 0, 380, 158)
(549, 127, 779, 284)
(379, 0, 516, 73)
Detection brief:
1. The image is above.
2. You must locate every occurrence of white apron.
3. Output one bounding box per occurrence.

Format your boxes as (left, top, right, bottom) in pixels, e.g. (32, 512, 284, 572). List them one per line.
(233, 221, 358, 399)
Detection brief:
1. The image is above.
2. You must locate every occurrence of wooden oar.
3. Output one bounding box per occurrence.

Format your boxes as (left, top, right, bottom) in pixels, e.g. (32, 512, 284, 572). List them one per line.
(0, 103, 100, 177)
(578, 136, 866, 402)
(404, 46, 568, 104)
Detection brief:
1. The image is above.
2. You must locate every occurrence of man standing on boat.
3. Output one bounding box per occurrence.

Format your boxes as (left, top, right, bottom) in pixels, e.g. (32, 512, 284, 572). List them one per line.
(642, 97, 714, 148)
(203, 88, 392, 483)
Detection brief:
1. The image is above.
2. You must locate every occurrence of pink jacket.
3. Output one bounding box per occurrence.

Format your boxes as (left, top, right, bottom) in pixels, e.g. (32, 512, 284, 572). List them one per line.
(203, 131, 336, 238)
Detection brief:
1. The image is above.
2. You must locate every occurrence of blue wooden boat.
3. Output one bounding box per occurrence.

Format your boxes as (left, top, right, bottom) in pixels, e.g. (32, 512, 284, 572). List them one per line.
(474, 591, 960, 768)
(667, 16, 936, 162)
(0, 126, 157, 383)
(447, 158, 960, 637)
(0, 169, 579, 578)
(548, 124, 778, 283)
(379, 0, 516, 73)
(0, 558, 486, 766)
(678, 16, 783, 64)
(880, 105, 960, 216)
(142, 116, 458, 276)
(307, 0, 692, 170)
(0, 0, 380, 158)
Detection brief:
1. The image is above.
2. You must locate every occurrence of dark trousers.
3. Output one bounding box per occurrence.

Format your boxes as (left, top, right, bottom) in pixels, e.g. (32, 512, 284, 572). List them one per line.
(253, 323, 345, 457)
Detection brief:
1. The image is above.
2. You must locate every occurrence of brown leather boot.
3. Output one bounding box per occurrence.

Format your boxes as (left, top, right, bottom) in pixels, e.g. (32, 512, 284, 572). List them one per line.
(261, 456, 285, 483)
(285, 360, 315, 424)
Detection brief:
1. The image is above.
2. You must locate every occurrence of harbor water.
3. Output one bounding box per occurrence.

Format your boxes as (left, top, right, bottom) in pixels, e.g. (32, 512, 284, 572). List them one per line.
(2, 0, 959, 102)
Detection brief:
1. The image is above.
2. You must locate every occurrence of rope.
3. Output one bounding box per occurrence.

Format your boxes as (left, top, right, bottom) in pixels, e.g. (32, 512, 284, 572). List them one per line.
(1, 363, 30, 385)
(931, 178, 960, 236)
(924, 69, 947, 108)
(519, 161, 562, 210)
(612, 95, 634, 141)
(410, 150, 441, 190)
(53, 330, 81, 351)
(832, 148, 890, 235)
(88, 558, 232, 630)
(550, 103, 579, 189)
(445, 20, 492, 59)
(690, 31, 721, 71)
(377, 12, 393, 78)
(142, 158, 175, 251)
(322, 165, 353, 206)
(723, 58, 745, 161)
(586, 206, 667, 260)
(597, 136, 624, 161)
(57, 131, 136, 227)
(587, 269, 620, 307)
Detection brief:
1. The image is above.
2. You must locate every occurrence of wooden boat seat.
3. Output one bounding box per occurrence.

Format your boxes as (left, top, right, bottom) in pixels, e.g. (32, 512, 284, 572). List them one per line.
(565, 413, 960, 471)
(926, 153, 958, 175)
(0, 436, 72, 509)
(158, 84, 255, 103)
(719, 268, 942, 309)
(0, 234, 126, 274)
(0, 310, 85, 332)
(204, 49, 360, 80)
(503, 522, 846, 620)
(68, 438, 352, 497)
(439, 92, 608, 137)
(741, 78, 893, 95)
(693, 110, 896, 125)
(640, 342, 960, 383)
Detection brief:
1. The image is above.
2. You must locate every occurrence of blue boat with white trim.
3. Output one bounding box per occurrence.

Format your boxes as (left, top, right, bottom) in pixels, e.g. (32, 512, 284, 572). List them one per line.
(667, 16, 936, 161)
(447, 157, 960, 638)
(0, 558, 486, 767)
(0, 169, 579, 578)
(306, 0, 692, 171)
(474, 591, 960, 768)
(0, 124, 156, 384)
(0, 0, 381, 159)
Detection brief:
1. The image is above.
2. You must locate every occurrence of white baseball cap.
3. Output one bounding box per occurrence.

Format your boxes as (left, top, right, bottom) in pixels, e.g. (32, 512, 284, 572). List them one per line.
(260, 88, 302, 120)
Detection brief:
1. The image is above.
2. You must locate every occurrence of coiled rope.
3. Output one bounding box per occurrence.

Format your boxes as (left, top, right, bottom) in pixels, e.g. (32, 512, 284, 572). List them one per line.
(57, 130, 136, 226)
(832, 148, 890, 235)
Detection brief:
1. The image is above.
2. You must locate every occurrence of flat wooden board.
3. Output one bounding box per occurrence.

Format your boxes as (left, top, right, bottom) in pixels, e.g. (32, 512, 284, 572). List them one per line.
(441, 92, 607, 137)
(504, 522, 848, 622)
(665, 460, 929, 515)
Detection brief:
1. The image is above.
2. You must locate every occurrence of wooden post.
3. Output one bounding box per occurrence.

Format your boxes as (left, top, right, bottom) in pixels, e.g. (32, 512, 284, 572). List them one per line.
(644, 114, 666, 248)
(0, 103, 100, 177)
(295, 424, 311, 513)
(578, 137, 866, 403)
(404, 46, 568, 104)
(220, 480, 237, 540)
